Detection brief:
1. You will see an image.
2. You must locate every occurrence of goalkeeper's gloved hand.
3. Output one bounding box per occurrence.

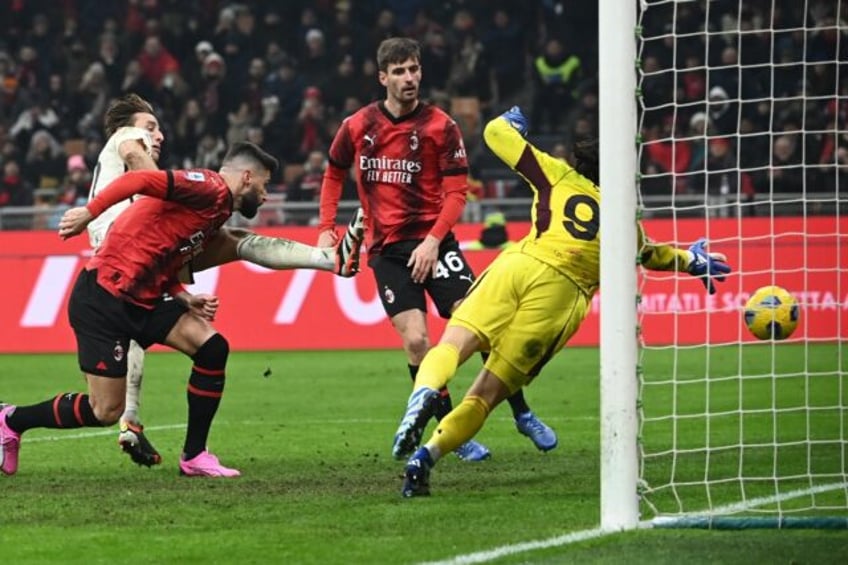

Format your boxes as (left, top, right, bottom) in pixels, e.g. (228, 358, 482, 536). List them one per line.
(500, 106, 528, 137)
(687, 238, 731, 295)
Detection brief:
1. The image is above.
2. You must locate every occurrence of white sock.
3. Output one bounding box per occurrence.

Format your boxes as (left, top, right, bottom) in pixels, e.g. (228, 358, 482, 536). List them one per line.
(122, 341, 144, 423)
(236, 234, 334, 270)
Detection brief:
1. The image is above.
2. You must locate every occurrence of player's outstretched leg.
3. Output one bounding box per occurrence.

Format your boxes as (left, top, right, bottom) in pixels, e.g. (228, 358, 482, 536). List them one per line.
(431, 388, 491, 462)
(118, 341, 162, 466)
(335, 207, 365, 277)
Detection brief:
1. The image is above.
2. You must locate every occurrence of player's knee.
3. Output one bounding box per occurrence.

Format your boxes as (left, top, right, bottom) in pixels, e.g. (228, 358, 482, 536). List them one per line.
(88, 396, 124, 425)
(404, 332, 430, 362)
(192, 333, 230, 368)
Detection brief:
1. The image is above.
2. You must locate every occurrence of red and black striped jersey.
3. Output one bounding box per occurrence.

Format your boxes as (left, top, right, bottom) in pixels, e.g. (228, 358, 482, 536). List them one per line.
(86, 169, 233, 307)
(319, 101, 469, 254)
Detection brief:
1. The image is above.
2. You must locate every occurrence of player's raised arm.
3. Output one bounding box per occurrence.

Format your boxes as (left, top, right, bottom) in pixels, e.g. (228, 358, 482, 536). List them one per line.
(59, 170, 171, 239)
(483, 106, 529, 169)
(116, 126, 158, 171)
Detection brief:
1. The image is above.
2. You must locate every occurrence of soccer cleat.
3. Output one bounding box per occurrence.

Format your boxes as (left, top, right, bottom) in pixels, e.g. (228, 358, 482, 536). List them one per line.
(453, 439, 491, 462)
(0, 404, 21, 476)
(401, 447, 433, 498)
(334, 207, 365, 277)
(515, 411, 558, 452)
(392, 387, 440, 460)
(118, 420, 162, 467)
(179, 450, 240, 477)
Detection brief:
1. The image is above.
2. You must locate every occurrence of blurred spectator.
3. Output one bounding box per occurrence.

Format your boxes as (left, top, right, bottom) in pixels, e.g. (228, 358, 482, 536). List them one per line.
(136, 36, 180, 92)
(241, 57, 268, 119)
(323, 55, 361, 118)
(226, 101, 253, 145)
(9, 94, 60, 148)
(96, 33, 125, 95)
(220, 5, 258, 81)
(82, 136, 103, 172)
(58, 153, 90, 205)
(44, 73, 74, 140)
(24, 129, 65, 190)
(707, 85, 737, 135)
(463, 211, 512, 250)
(198, 51, 236, 136)
(420, 30, 451, 99)
(74, 62, 111, 139)
(194, 131, 226, 169)
(264, 56, 305, 123)
(300, 28, 332, 90)
(756, 134, 804, 194)
(174, 97, 207, 166)
(293, 87, 332, 161)
(0, 159, 34, 229)
(482, 8, 526, 105)
(286, 150, 327, 222)
(119, 59, 157, 102)
(531, 38, 582, 133)
(446, 10, 492, 109)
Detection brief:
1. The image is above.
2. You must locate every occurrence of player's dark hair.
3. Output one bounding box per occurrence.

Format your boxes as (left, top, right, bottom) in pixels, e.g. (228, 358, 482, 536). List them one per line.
(223, 141, 279, 175)
(376, 37, 420, 71)
(104, 94, 155, 138)
(573, 138, 599, 186)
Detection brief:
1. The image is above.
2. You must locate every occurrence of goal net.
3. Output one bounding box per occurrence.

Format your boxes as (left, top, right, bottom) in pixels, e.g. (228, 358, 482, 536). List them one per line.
(635, 0, 847, 527)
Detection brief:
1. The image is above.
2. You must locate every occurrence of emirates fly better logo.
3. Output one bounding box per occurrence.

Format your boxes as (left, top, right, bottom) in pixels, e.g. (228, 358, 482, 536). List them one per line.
(359, 155, 421, 184)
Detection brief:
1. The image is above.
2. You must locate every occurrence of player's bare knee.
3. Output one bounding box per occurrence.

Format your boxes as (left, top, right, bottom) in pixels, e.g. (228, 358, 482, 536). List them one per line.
(89, 398, 124, 425)
(404, 332, 430, 362)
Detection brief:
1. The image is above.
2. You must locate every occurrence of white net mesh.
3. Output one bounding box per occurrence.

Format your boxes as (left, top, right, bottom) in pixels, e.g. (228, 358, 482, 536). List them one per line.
(636, 0, 848, 521)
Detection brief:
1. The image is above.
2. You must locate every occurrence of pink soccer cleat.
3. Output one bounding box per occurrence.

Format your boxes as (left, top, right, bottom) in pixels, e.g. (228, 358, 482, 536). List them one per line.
(178, 450, 240, 477)
(0, 404, 21, 476)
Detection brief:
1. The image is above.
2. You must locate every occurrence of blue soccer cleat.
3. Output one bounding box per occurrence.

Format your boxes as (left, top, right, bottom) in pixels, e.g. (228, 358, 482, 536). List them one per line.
(401, 447, 434, 498)
(453, 439, 491, 461)
(515, 411, 558, 452)
(392, 387, 439, 460)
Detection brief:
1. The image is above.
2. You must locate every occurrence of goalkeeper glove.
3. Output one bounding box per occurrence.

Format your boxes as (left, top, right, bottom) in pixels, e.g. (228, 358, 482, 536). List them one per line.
(687, 238, 731, 294)
(500, 106, 528, 137)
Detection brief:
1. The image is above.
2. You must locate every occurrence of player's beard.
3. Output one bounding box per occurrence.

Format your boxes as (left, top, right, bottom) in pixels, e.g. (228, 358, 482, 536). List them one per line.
(239, 190, 262, 219)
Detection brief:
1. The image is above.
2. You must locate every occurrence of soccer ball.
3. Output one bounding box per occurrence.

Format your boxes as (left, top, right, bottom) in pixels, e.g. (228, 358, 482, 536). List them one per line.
(743, 285, 800, 340)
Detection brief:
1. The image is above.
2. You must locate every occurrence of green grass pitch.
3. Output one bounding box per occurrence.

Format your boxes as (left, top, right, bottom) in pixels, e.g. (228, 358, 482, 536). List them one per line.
(0, 345, 846, 564)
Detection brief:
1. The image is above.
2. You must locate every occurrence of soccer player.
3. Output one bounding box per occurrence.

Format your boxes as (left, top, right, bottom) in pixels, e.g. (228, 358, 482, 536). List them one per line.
(0, 142, 285, 478)
(88, 94, 363, 467)
(394, 107, 732, 497)
(317, 37, 557, 461)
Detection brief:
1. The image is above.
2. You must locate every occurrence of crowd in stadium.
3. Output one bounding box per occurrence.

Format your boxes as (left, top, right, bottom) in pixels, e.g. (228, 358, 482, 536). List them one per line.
(0, 0, 844, 228)
(638, 0, 846, 207)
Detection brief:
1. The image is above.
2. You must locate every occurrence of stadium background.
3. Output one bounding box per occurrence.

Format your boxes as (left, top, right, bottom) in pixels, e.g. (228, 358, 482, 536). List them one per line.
(0, 2, 846, 563)
(0, 0, 844, 351)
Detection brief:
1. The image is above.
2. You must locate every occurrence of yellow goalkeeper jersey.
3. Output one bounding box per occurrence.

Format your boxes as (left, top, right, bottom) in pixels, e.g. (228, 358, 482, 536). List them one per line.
(483, 117, 689, 296)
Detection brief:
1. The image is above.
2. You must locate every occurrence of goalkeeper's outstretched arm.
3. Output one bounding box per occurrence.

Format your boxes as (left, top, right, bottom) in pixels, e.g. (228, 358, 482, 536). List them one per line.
(638, 224, 732, 294)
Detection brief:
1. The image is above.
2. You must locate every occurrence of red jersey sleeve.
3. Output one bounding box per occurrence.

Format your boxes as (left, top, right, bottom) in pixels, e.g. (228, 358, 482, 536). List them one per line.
(319, 119, 355, 231)
(430, 118, 469, 240)
(86, 170, 170, 217)
(86, 169, 225, 218)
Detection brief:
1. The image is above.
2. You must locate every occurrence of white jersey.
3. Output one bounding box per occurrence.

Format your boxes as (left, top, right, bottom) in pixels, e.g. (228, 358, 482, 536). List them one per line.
(86, 126, 153, 248)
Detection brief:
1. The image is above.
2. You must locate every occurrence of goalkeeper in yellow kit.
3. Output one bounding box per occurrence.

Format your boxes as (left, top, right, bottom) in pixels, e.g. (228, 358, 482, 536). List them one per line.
(392, 106, 732, 497)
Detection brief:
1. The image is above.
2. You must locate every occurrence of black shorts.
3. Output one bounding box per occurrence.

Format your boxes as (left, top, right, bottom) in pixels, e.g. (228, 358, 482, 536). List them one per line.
(67, 268, 188, 377)
(368, 234, 475, 319)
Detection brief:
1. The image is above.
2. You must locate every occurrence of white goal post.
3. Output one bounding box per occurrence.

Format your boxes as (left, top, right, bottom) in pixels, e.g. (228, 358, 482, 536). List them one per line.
(600, 0, 847, 530)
